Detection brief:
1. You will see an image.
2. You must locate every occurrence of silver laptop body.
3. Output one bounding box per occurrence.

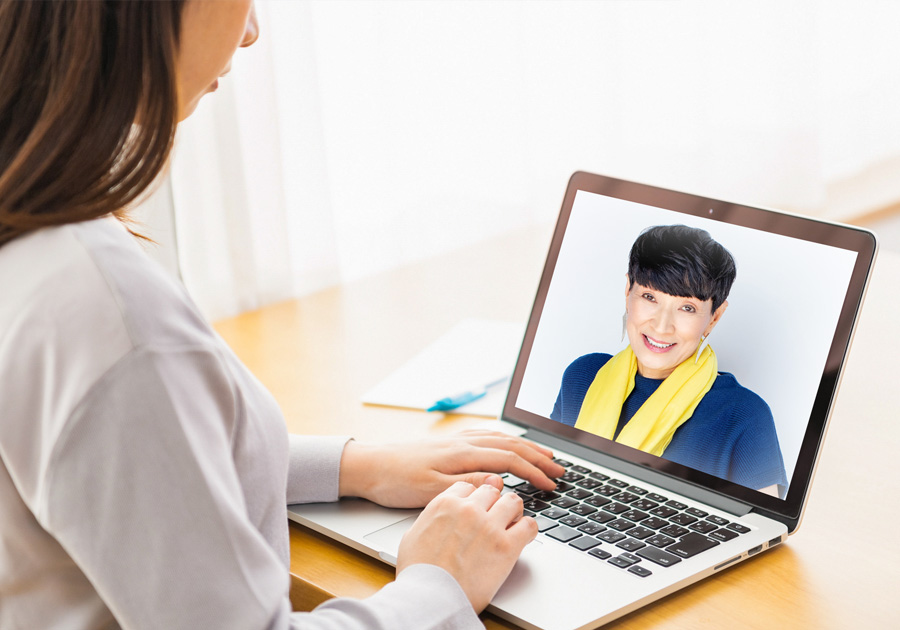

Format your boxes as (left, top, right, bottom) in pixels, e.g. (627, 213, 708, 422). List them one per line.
(289, 172, 877, 630)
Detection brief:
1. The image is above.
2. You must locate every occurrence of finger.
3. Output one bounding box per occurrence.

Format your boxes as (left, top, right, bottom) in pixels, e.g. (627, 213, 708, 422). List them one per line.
(487, 490, 526, 526)
(458, 440, 564, 488)
(442, 480, 477, 498)
(453, 446, 558, 491)
(465, 482, 503, 511)
(459, 430, 557, 460)
(454, 472, 504, 491)
(463, 435, 565, 479)
(505, 513, 539, 549)
(503, 435, 556, 460)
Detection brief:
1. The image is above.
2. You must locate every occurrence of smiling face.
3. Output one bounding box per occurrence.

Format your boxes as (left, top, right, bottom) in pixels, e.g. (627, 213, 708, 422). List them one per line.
(624, 277, 728, 380)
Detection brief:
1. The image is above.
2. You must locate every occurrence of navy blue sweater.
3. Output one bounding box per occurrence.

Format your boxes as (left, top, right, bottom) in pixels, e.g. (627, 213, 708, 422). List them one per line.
(550, 353, 788, 491)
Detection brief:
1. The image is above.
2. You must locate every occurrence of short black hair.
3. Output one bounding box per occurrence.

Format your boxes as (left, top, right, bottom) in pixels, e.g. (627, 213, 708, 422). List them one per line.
(627, 225, 736, 312)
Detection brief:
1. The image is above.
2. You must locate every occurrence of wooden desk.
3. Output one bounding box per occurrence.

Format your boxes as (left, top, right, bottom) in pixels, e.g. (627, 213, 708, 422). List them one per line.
(214, 227, 900, 629)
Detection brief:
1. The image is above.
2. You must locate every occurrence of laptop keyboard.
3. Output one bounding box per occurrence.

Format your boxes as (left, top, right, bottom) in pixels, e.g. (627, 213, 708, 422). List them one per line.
(504, 458, 752, 579)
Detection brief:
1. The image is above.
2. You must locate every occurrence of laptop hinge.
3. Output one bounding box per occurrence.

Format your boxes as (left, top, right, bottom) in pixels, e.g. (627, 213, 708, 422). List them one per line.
(523, 428, 753, 517)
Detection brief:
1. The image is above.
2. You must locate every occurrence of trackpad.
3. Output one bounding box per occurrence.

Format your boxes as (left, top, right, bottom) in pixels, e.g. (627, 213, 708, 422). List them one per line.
(363, 515, 418, 564)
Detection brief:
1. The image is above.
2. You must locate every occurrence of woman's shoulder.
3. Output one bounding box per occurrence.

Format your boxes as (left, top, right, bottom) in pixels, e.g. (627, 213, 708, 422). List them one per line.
(0, 217, 222, 395)
(563, 352, 613, 379)
(707, 372, 773, 422)
(70, 217, 216, 349)
(0, 219, 133, 351)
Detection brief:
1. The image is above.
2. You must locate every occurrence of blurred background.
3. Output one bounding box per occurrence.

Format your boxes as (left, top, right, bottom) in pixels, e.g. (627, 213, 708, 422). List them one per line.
(135, 0, 900, 321)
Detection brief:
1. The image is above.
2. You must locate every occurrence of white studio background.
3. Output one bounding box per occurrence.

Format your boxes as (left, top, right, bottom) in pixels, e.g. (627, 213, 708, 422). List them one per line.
(153, 0, 900, 321)
(515, 190, 859, 486)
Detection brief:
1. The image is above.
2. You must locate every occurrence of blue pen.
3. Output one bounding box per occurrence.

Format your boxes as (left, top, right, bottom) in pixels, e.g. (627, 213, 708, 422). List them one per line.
(426, 377, 508, 412)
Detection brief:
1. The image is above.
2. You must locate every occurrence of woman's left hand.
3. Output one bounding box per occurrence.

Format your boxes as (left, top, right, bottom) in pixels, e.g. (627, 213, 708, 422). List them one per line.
(338, 430, 566, 508)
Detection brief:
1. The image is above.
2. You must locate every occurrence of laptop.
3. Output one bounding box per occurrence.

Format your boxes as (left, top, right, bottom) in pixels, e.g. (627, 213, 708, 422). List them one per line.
(288, 171, 878, 630)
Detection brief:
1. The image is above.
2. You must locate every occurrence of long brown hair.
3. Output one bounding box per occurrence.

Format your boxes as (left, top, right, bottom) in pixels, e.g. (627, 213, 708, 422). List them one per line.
(0, 0, 185, 247)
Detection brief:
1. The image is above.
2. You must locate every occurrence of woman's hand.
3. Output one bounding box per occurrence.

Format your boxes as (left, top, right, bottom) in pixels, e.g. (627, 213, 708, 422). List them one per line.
(396, 481, 537, 612)
(338, 430, 565, 508)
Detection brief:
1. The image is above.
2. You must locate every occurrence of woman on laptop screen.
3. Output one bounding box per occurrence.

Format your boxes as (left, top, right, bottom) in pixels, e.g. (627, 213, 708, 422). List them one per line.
(550, 225, 787, 496)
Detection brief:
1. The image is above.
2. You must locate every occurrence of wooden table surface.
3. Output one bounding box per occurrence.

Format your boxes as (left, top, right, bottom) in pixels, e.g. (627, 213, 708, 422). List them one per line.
(214, 226, 900, 629)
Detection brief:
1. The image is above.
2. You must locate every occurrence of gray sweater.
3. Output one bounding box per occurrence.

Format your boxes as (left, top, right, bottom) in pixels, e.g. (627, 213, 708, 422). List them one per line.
(0, 217, 480, 629)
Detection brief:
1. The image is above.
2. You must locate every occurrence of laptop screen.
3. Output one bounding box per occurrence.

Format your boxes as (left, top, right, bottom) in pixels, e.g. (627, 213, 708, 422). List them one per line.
(503, 172, 877, 520)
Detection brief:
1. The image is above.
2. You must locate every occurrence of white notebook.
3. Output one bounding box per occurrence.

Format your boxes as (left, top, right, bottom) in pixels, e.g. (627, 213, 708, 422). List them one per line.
(362, 318, 524, 417)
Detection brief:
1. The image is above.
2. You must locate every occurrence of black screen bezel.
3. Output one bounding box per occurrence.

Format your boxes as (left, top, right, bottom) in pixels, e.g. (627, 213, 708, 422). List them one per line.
(502, 171, 877, 525)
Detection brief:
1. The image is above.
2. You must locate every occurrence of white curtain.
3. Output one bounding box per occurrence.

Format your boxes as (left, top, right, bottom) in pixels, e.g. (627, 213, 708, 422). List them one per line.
(164, 0, 900, 321)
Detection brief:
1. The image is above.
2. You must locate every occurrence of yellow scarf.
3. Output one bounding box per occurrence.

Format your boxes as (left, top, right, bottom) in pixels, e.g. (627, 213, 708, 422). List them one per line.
(574, 344, 718, 456)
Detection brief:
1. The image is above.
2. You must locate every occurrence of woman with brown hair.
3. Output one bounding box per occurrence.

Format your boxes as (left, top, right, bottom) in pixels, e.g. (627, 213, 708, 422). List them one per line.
(0, 2, 563, 628)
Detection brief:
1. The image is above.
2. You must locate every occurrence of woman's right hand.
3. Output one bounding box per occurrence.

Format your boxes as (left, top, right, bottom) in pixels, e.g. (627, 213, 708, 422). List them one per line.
(395, 479, 538, 613)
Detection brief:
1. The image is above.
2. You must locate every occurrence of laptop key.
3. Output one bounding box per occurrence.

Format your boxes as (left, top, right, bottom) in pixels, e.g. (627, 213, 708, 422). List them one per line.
(706, 515, 730, 526)
(685, 507, 709, 518)
(727, 523, 752, 534)
(522, 499, 550, 512)
(516, 483, 541, 495)
(533, 490, 560, 502)
(588, 512, 616, 524)
(602, 502, 630, 515)
(631, 499, 659, 511)
(588, 547, 612, 560)
(709, 528, 739, 542)
(595, 485, 621, 497)
(646, 493, 668, 503)
(607, 556, 632, 569)
(607, 479, 629, 488)
(569, 504, 598, 517)
(570, 465, 592, 474)
(636, 546, 682, 567)
(613, 492, 640, 504)
(669, 513, 698, 526)
(650, 506, 678, 518)
(560, 471, 585, 483)
(542, 507, 569, 520)
(607, 519, 635, 532)
(646, 534, 676, 548)
(566, 488, 593, 500)
(576, 478, 604, 490)
(617, 538, 646, 552)
(546, 525, 582, 543)
(533, 516, 559, 532)
(552, 458, 573, 467)
(598, 531, 627, 544)
(622, 509, 650, 522)
(588, 471, 610, 481)
(585, 495, 612, 508)
(523, 510, 535, 518)
(577, 522, 607, 535)
(570, 536, 602, 551)
(559, 515, 587, 528)
(689, 521, 718, 534)
(642, 517, 669, 530)
(665, 500, 688, 510)
(627, 486, 648, 495)
(666, 533, 720, 558)
(659, 524, 689, 538)
(627, 526, 654, 540)
(551, 497, 579, 509)
(554, 481, 575, 492)
(628, 565, 653, 577)
(608, 556, 637, 569)
(502, 474, 526, 488)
